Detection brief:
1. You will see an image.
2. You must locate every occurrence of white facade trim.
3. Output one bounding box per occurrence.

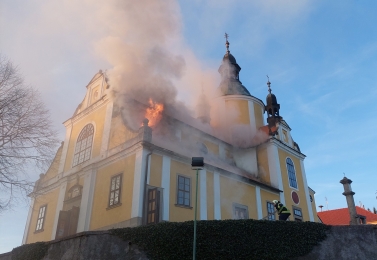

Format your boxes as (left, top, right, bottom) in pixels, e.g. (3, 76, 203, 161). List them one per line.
(267, 143, 285, 204)
(51, 183, 67, 240)
(77, 168, 97, 232)
(256, 186, 263, 219)
(22, 198, 35, 244)
(248, 100, 257, 136)
(100, 101, 113, 155)
(214, 171, 221, 220)
(131, 149, 147, 218)
(161, 156, 171, 221)
(300, 160, 314, 221)
(199, 170, 207, 220)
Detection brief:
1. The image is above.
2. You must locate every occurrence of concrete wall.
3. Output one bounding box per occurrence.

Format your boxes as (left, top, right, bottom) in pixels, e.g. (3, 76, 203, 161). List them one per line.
(2, 225, 376, 260)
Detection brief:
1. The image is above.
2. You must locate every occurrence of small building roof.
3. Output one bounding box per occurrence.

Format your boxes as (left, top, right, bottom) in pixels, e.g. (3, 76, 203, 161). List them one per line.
(317, 206, 377, 225)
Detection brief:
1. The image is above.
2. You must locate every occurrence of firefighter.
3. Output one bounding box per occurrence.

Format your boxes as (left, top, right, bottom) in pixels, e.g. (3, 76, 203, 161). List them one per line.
(272, 200, 291, 221)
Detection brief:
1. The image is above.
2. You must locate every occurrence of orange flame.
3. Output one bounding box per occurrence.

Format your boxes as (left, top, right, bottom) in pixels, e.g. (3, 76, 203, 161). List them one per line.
(144, 98, 164, 127)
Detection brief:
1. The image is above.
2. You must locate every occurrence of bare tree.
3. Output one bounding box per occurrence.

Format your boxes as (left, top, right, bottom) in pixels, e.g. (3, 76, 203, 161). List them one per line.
(0, 56, 58, 212)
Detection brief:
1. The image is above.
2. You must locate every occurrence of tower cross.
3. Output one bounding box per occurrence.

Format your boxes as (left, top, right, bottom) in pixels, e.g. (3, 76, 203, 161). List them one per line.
(224, 33, 230, 53)
(267, 75, 271, 94)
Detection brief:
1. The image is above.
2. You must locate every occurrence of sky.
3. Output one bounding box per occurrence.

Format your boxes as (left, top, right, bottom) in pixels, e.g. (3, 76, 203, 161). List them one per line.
(1, 0, 377, 253)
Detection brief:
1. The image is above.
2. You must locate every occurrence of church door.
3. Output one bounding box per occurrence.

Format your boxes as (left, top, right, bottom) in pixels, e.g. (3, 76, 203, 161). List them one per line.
(146, 188, 160, 224)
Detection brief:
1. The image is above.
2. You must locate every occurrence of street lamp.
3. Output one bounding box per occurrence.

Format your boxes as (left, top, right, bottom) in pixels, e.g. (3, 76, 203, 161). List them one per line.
(191, 157, 204, 260)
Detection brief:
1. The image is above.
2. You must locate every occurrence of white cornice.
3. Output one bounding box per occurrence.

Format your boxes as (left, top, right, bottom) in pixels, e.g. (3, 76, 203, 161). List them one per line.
(269, 137, 306, 160)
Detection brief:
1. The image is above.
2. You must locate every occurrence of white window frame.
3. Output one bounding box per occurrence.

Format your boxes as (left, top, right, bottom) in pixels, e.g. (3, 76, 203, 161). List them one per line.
(35, 205, 47, 232)
(232, 203, 249, 220)
(286, 157, 299, 190)
(108, 173, 122, 208)
(292, 206, 303, 221)
(72, 124, 95, 167)
(176, 174, 191, 208)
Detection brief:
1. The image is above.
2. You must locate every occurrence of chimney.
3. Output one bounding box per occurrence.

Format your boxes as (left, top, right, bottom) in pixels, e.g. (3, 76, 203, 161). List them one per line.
(138, 118, 152, 142)
(340, 176, 359, 225)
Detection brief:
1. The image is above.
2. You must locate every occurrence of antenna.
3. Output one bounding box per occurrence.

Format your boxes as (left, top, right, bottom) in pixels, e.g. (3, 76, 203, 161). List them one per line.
(325, 197, 328, 210)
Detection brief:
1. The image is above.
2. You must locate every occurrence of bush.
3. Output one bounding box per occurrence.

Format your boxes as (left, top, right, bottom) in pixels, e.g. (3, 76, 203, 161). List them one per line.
(11, 242, 48, 260)
(111, 219, 331, 260)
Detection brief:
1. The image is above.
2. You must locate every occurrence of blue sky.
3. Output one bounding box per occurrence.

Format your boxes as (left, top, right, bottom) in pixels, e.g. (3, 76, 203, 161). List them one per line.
(1, 0, 377, 253)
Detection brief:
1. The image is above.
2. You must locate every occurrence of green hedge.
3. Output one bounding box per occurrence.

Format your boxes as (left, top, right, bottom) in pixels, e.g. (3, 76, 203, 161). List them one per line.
(111, 220, 330, 260)
(11, 241, 48, 260)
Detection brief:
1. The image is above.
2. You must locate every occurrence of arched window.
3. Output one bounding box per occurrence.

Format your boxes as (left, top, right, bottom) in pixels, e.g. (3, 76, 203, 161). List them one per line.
(73, 124, 94, 167)
(286, 158, 298, 189)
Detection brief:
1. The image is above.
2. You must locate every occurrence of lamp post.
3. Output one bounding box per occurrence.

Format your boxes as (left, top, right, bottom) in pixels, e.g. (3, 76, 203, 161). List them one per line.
(191, 157, 204, 260)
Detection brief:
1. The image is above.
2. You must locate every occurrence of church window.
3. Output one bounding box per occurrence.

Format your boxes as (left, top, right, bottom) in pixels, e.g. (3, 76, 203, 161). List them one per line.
(286, 158, 298, 189)
(233, 203, 248, 219)
(73, 124, 94, 167)
(267, 201, 276, 221)
(282, 130, 288, 143)
(292, 206, 303, 221)
(177, 175, 191, 207)
(35, 205, 47, 232)
(109, 174, 122, 207)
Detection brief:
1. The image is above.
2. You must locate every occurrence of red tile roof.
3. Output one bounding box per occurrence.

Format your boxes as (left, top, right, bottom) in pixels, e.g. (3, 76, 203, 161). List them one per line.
(317, 206, 377, 225)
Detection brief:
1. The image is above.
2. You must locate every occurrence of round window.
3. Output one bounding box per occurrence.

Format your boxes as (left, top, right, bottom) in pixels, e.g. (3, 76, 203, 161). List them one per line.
(292, 191, 300, 204)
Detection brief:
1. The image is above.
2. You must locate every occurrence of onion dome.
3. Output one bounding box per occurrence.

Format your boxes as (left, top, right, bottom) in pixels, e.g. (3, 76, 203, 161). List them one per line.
(218, 33, 251, 96)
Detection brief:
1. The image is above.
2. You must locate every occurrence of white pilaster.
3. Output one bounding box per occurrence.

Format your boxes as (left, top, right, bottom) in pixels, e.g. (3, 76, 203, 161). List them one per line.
(100, 101, 113, 154)
(214, 171, 221, 220)
(22, 197, 35, 244)
(248, 100, 257, 136)
(51, 182, 67, 240)
(256, 186, 263, 220)
(267, 143, 285, 204)
(161, 156, 171, 221)
(300, 160, 314, 222)
(58, 125, 72, 174)
(131, 149, 148, 218)
(199, 170, 207, 220)
(77, 169, 97, 232)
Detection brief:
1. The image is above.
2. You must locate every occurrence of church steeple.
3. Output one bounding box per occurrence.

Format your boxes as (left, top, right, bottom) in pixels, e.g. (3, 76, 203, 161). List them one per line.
(218, 33, 251, 96)
(265, 76, 281, 127)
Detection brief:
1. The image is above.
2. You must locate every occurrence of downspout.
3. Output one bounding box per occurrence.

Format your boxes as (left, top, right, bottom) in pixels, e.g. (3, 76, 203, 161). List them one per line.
(142, 151, 153, 225)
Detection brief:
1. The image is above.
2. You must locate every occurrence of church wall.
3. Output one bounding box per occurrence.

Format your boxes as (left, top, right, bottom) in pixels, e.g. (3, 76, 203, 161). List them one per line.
(219, 175, 257, 220)
(206, 171, 215, 220)
(26, 188, 60, 244)
(253, 103, 264, 129)
(260, 189, 279, 219)
(277, 149, 310, 221)
(149, 154, 162, 187)
(225, 99, 250, 124)
(309, 189, 320, 222)
(108, 110, 138, 150)
(63, 105, 107, 172)
(203, 140, 219, 155)
(169, 160, 200, 222)
(89, 154, 136, 230)
(256, 145, 271, 184)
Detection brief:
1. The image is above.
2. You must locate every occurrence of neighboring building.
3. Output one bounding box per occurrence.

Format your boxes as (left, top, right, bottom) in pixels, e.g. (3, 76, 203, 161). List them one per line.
(318, 207, 377, 225)
(23, 39, 318, 244)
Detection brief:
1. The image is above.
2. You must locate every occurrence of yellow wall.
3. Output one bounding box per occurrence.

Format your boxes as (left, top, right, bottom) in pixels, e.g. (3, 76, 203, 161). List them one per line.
(219, 175, 257, 220)
(26, 188, 60, 244)
(206, 171, 214, 220)
(225, 100, 250, 125)
(64, 105, 107, 172)
(253, 103, 264, 128)
(108, 113, 138, 150)
(169, 160, 200, 222)
(43, 144, 63, 181)
(90, 154, 136, 230)
(277, 149, 310, 221)
(203, 140, 219, 155)
(256, 145, 270, 184)
(309, 189, 320, 222)
(149, 154, 162, 187)
(260, 189, 279, 219)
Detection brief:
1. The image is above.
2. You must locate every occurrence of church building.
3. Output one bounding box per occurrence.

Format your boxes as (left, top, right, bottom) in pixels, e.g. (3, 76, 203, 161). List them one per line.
(23, 38, 319, 244)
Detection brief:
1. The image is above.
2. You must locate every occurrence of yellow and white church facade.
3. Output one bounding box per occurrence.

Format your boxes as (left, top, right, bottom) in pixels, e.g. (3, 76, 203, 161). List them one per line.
(23, 40, 319, 244)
